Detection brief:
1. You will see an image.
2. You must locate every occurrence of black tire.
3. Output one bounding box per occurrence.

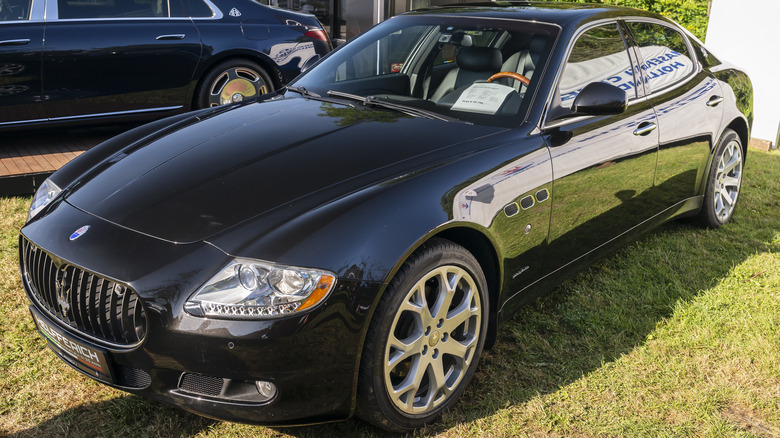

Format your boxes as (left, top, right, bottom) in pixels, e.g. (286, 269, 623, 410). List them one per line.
(697, 129, 744, 228)
(357, 238, 489, 432)
(195, 59, 273, 109)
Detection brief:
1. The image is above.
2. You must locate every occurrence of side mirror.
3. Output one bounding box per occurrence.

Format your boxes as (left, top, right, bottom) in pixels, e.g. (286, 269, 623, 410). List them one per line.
(572, 82, 627, 115)
(300, 55, 321, 74)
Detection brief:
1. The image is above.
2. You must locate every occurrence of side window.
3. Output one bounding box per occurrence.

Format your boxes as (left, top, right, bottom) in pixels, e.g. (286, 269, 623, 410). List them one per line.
(626, 22, 695, 93)
(690, 38, 721, 69)
(335, 25, 430, 81)
(559, 24, 636, 109)
(57, 0, 169, 19)
(0, 0, 32, 21)
(180, 0, 213, 18)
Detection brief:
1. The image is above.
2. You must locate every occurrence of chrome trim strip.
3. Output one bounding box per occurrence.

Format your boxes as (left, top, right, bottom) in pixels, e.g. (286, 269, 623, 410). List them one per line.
(0, 106, 182, 126)
(0, 39, 31, 45)
(49, 16, 196, 21)
(44, 0, 221, 21)
(49, 105, 183, 121)
(0, 118, 48, 126)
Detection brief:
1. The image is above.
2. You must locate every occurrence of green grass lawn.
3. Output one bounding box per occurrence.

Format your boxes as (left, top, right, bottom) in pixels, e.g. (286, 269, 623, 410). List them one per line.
(2, 149, 778, 437)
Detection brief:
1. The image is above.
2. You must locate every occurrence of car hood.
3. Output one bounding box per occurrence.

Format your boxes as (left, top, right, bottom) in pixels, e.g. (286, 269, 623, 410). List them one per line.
(65, 96, 505, 243)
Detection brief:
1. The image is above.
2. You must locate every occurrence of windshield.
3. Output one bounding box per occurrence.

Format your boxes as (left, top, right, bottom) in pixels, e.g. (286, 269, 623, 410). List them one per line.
(289, 14, 559, 127)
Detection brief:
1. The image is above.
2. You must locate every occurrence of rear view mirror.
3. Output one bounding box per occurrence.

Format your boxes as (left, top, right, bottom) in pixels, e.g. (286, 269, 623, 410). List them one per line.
(572, 82, 627, 115)
(300, 55, 321, 74)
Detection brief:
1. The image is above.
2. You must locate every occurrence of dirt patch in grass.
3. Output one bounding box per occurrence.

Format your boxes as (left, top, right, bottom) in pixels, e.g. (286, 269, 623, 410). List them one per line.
(722, 404, 780, 438)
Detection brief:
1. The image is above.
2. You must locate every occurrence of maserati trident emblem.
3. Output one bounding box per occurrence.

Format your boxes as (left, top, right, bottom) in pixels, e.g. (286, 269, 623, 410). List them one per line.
(69, 225, 90, 241)
(55, 269, 71, 313)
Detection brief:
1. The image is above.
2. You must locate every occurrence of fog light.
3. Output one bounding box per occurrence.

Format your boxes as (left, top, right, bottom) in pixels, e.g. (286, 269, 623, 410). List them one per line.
(255, 381, 277, 401)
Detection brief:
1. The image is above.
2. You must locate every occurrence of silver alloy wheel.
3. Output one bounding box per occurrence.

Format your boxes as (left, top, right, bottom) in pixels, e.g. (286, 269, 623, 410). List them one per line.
(383, 265, 482, 415)
(207, 67, 268, 107)
(713, 139, 743, 222)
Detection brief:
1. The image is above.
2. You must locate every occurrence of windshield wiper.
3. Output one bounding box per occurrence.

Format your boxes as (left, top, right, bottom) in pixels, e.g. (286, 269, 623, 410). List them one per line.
(285, 86, 321, 98)
(326, 90, 457, 122)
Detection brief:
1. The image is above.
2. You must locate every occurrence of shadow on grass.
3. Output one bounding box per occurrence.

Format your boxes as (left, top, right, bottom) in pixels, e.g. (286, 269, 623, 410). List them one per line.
(9, 152, 780, 437)
(8, 394, 216, 438)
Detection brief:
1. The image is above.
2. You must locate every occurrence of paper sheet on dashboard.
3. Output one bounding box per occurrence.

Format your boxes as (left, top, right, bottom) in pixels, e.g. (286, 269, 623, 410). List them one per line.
(451, 83, 514, 114)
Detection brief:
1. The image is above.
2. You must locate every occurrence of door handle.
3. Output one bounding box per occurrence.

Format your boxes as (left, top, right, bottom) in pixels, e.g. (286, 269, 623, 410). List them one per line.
(633, 122, 657, 136)
(0, 39, 31, 46)
(156, 34, 186, 40)
(706, 96, 724, 107)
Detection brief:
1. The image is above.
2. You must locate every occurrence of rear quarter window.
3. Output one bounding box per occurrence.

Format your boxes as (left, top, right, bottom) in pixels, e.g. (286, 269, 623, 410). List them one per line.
(626, 21, 695, 93)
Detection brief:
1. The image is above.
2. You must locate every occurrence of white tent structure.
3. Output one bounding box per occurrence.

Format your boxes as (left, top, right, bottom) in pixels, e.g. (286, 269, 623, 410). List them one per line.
(706, 0, 780, 147)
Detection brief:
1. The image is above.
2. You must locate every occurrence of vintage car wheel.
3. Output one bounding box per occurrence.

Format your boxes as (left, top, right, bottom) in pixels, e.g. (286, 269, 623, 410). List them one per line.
(197, 60, 273, 108)
(357, 238, 488, 432)
(699, 129, 743, 228)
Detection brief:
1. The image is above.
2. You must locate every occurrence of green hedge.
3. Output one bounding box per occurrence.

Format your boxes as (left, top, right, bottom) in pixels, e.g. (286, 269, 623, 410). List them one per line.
(540, 0, 710, 40)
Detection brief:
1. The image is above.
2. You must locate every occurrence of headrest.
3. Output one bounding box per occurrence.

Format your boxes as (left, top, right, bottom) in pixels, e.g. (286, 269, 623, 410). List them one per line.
(529, 35, 547, 53)
(457, 46, 502, 72)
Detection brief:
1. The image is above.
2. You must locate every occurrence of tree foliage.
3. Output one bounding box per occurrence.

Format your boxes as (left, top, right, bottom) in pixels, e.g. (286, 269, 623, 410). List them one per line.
(543, 0, 710, 40)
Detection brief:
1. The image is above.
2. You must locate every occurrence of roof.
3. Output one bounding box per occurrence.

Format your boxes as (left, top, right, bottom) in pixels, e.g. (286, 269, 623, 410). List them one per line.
(409, 1, 660, 29)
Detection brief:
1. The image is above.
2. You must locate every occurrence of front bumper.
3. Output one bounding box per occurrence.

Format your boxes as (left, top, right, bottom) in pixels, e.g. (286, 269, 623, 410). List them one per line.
(20, 201, 381, 425)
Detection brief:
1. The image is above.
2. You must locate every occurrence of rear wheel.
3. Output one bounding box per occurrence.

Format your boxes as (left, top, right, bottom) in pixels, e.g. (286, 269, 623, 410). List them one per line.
(698, 129, 744, 228)
(357, 238, 488, 432)
(196, 59, 273, 108)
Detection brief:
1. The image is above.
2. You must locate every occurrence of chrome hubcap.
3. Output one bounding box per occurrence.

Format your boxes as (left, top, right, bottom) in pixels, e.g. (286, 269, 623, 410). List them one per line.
(713, 140, 743, 222)
(383, 265, 481, 415)
(208, 67, 267, 107)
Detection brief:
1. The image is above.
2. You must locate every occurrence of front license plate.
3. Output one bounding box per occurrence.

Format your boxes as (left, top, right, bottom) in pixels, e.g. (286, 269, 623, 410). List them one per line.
(30, 307, 113, 382)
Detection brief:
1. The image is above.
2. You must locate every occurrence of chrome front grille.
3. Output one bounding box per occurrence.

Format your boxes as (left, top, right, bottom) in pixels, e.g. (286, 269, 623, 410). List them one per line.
(21, 238, 147, 346)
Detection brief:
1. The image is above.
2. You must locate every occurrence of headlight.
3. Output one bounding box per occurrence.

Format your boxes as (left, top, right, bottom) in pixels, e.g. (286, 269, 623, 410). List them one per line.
(184, 258, 336, 319)
(28, 179, 62, 221)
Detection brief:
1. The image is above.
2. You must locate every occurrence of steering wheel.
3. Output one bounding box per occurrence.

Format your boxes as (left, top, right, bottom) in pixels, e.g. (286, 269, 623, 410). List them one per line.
(487, 71, 530, 86)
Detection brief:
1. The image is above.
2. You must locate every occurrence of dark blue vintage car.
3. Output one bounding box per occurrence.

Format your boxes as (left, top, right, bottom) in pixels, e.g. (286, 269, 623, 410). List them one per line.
(0, 0, 330, 129)
(20, 1, 751, 432)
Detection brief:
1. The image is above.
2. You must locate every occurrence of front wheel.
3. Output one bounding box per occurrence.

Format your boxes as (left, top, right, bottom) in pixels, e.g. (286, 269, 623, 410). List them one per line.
(196, 59, 273, 108)
(357, 238, 488, 432)
(698, 129, 744, 228)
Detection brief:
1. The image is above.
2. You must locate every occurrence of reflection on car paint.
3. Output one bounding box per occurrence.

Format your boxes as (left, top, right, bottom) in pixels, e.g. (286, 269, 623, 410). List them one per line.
(269, 41, 317, 68)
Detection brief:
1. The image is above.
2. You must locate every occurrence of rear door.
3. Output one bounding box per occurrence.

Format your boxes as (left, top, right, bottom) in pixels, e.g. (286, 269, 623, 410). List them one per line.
(624, 20, 724, 209)
(41, 0, 202, 120)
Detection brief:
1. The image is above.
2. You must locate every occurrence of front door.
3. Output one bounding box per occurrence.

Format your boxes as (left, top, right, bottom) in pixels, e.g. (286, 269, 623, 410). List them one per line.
(542, 22, 659, 274)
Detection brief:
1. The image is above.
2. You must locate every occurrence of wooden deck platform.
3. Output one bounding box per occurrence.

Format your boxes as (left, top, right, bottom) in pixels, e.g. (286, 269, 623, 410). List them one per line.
(1, 125, 135, 196)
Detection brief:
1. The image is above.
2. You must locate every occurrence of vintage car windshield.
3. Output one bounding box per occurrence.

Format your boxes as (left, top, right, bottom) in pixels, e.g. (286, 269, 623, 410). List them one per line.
(290, 14, 559, 127)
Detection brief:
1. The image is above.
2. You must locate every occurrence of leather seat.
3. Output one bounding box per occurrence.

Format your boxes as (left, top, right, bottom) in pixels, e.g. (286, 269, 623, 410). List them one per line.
(430, 46, 502, 102)
(499, 35, 546, 92)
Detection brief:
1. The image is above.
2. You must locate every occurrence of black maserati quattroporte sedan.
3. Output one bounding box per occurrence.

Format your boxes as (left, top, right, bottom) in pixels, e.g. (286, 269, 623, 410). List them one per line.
(20, 2, 752, 432)
(0, 0, 330, 129)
